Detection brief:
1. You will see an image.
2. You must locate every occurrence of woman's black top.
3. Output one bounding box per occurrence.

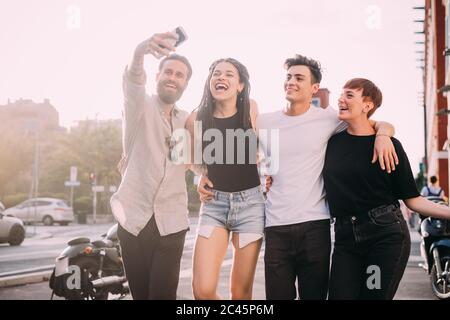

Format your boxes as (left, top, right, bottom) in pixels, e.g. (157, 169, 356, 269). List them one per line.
(202, 111, 260, 192)
(323, 130, 420, 218)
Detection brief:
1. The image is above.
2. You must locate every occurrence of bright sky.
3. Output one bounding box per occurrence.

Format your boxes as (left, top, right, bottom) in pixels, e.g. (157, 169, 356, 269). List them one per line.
(0, 0, 425, 173)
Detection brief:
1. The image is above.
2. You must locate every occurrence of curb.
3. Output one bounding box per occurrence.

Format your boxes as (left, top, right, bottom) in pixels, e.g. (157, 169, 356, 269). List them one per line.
(0, 270, 52, 288)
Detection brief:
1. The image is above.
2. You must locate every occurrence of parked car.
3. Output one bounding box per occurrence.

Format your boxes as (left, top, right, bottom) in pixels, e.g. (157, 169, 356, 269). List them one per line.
(0, 212, 25, 246)
(0, 201, 5, 213)
(3, 198, 74, 226)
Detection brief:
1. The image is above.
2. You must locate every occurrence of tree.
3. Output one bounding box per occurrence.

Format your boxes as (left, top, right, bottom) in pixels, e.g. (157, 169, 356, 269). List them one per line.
(1, 120, 199, 215)
(38, 121, 122, 213)
(0, 131, 34, 199)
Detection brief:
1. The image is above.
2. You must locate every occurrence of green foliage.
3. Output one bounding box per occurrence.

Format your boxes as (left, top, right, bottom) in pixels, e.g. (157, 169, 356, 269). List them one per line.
(186, 170, 200, 215)
(38, 192, 68, 201)
(415, 161, 426, 191)
(1, 121, 199, 216)
(0, 122, 122, 210)
(73, 196, 93, 214)
(2, 193, 29, 209)
(0, 131, 33, 197)
(37, 122, 123, 200)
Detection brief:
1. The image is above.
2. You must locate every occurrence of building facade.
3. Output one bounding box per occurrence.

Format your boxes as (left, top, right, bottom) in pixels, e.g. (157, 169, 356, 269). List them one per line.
(0, 98, 60, 134)
(422, 0, 449, 194)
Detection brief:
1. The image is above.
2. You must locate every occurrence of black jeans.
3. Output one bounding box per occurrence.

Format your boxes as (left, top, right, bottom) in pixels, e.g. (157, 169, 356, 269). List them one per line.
(264, 219, 331, 300)
(329, 204, 411, 300)
(117, 216, 187, 300)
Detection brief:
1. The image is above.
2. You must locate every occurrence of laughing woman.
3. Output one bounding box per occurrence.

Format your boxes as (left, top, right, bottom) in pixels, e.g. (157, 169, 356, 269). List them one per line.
(185, 58, 264, 300)
(323, 78, 450, 300)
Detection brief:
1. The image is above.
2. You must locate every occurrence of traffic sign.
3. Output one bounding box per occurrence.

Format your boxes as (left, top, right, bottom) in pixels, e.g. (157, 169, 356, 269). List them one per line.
(92, 185, 105, 192)
(65, 181, 80, 187)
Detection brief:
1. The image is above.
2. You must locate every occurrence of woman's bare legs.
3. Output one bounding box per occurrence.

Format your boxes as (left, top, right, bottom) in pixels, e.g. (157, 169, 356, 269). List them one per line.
(230, 233, 263, 300)
(192, 227, 229, 300)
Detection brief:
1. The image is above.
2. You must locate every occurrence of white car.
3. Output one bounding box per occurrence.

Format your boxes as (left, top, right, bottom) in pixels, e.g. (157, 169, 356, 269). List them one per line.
(0, 212, 25, 246)
(4, 198, 74, 226)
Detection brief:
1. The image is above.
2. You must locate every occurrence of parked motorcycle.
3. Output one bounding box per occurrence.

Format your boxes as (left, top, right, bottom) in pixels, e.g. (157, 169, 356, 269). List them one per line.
(419, 197, 450, 299)
(49, 224, 129, 300)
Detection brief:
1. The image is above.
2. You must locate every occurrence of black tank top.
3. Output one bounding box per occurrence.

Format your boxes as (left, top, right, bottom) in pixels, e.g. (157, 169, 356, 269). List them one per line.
(203, 111, 261, 192)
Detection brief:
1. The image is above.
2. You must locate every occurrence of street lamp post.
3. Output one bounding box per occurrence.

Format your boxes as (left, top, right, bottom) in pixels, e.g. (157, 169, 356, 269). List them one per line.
(90, 172, 97, 224)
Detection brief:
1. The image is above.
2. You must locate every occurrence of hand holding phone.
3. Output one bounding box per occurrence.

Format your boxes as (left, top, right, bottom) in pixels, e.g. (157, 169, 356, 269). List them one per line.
(135, 28, 188, 60)
(174, 26, 188, 47)
(162, 26, 188, 48)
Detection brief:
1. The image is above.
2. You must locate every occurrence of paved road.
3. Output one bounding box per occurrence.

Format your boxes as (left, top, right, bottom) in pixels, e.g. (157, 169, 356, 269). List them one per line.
(0, 219, 439, 300)
(0, 223, 114, 274)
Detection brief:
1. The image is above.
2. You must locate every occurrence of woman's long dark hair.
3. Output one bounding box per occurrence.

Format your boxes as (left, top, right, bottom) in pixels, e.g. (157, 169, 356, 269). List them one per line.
(196, 58, 252, 132)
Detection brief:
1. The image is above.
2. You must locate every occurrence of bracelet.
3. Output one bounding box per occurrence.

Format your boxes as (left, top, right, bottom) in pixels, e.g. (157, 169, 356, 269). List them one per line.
(376, 133, 391, 138)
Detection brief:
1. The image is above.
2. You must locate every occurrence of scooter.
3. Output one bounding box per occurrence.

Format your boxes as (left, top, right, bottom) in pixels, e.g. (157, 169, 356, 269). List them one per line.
(49, 224, 129, 300)
(419, 197, 450, 300)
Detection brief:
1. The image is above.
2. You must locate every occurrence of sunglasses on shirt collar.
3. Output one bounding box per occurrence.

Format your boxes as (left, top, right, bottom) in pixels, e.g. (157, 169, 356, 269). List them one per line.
(165, 136, 183, 162)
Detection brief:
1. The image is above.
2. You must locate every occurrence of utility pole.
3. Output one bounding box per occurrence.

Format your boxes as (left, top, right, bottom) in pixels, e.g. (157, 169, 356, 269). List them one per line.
(70, 166, 77, 207)
(93, 113, 99, 224)
(33, 129, 40, 235)
(90, 172, 97, 224)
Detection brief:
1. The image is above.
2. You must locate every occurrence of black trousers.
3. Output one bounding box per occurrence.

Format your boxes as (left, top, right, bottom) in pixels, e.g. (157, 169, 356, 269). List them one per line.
(264, 219, 331, 300)
(329, 204, 411, 300)
(117, 216, 187, 300)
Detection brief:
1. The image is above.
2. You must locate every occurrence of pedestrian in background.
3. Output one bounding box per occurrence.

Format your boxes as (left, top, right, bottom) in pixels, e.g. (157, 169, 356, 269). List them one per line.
(421, 176, 446, 200)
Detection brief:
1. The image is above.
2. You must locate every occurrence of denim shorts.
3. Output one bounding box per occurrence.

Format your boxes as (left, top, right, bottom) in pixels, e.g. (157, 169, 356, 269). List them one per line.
(197, 186, 266, 248)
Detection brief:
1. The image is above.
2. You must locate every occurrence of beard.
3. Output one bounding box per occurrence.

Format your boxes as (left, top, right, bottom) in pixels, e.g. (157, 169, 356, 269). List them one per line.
(157, 80, 184, 105)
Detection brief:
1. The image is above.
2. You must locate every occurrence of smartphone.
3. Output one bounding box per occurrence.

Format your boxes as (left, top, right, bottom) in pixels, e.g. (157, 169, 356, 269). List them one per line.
(174, 26, 188, 47)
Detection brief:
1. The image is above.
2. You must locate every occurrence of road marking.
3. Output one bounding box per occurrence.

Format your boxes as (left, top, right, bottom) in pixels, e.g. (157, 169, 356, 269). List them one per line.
(0, 249, 61, 262)
(0, 265, 54, 278)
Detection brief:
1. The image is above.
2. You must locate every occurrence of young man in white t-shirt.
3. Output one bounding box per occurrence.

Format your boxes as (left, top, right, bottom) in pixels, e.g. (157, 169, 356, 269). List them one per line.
(256, 55, 398, 300)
